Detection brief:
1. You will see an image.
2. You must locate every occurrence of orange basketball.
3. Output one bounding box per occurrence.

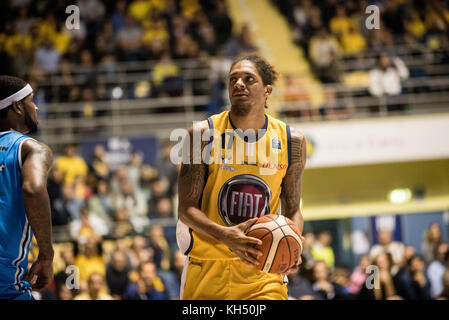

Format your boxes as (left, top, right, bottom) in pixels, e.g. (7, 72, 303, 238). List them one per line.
(246, 214, 303, 274)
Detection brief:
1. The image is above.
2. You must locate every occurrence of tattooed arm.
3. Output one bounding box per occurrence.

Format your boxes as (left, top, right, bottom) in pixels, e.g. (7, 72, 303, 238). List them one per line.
(177, 121, 262, 265)
(281, 127, 307, 240)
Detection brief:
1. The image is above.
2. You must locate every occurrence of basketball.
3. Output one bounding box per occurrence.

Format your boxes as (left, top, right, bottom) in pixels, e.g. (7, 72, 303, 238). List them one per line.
(246, 214, 303, 274)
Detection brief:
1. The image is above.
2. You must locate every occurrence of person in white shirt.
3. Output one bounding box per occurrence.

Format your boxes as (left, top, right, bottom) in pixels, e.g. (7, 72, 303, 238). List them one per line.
(369, 53, 409, 113)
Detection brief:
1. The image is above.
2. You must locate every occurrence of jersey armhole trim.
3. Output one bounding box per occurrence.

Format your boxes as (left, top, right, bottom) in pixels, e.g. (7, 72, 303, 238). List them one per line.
(286, 124, 292, 170)
(18, 138, 32, 170)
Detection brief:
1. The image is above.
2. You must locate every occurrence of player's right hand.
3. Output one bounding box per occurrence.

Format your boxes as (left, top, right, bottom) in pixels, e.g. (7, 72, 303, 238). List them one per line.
(219, 218, 263, 266)
(23, 256, 54, 290)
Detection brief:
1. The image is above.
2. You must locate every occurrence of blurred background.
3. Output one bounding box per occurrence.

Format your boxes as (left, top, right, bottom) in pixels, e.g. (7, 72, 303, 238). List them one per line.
(1, 0, 449, 300)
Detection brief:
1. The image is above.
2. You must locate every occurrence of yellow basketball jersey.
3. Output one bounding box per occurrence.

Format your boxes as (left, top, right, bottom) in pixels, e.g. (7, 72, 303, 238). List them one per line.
(177, 110, 292, 260)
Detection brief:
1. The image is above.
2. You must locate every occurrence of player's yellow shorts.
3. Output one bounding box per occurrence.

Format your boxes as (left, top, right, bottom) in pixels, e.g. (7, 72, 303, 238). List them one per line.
(180, 257, 288, 300)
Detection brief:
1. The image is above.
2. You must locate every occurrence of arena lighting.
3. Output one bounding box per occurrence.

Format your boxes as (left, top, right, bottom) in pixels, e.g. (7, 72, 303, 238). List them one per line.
(388, 188, 412, 204)
(111, 86, 123, 99)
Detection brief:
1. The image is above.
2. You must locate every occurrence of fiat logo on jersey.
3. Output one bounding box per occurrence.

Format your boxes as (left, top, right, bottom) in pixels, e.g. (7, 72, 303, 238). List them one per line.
(218, 174, 272, 226)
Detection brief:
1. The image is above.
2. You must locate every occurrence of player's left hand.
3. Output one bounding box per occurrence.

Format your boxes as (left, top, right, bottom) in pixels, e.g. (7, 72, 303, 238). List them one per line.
(23, 256, 54, 290)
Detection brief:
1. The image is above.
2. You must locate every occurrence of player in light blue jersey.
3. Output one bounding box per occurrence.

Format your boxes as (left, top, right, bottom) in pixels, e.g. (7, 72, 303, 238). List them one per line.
(0, 75, 54, 300)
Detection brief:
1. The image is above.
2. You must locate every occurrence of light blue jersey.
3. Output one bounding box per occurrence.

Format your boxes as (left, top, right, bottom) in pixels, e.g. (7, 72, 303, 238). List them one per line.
(0, 130, 34, 300)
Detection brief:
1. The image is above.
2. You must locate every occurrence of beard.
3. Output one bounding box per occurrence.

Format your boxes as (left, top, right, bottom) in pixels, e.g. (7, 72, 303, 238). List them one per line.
(230, 101, 252, 116)
(24, 110, 38, 134)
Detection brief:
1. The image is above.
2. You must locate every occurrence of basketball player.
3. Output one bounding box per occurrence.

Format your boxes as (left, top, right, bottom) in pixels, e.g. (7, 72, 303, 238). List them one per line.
(177, 55, 307, 299)
(0, 76, 54, 300)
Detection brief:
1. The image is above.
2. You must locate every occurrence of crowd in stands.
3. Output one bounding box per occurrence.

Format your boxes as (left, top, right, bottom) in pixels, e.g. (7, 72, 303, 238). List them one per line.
(287, 224, 449, 300)
(275, 0, 449, 119)
(0, 0, 258, 109)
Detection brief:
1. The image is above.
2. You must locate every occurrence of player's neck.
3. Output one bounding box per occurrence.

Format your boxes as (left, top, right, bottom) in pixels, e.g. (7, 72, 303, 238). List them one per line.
(0, 119, 27, 134)
(229, 108, 266, 132)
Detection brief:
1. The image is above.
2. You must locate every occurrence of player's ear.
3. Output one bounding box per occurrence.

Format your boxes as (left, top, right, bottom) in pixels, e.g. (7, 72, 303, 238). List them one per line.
(265, 85, 272, 97)
(11, 100, 24, 116)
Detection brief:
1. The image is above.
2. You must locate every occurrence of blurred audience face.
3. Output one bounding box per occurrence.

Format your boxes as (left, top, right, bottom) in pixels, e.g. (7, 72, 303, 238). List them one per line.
(157, 198, 172, 217)
(409, 255, 425, 273)
(150, 225, 164, 244)
(58, 284, 73, 300)
(317, 231, 331, 246)
(112, 250, 127, 272)
(379, 54, 391, 69)
(64, 145, 77, 157)
(359, 255, 370, 270)
(313, 261, 329, 281)
(120, 179, 134, 196)
(140, 262, 157, 288)
(88, 272, 105, 295)
(436, 243, 449, 262)
(378, 230, 393, 246)
(428, 223, 442, 243)
(61, 248, 75, 266)
(375, 252, 391, 271)
(132, 235, 146, 252)
(303, 232, 315, 249)
(174, 250, 187, 273)
(97, 180, 109, 195)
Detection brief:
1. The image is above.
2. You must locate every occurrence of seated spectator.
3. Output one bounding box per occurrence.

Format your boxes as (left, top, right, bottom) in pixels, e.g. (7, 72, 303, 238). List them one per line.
(127, 235, 153, 270)
(368, 53, 409, 113)
(358, 252, 401, 300)
(341, 25, 366, 56)
(421, 223, 443, 264)
(347, 254, 370, 295)
(148, 225, 171, 271)
(405, 254, 432, 300)
(112, 178, 148, 233)
(437, 269, 449, 300)
(319, 87, 352, 120)
(123, 262, 166, 300)
(427, 243, 449, 298)
(311, 260, 347, 300)
(56, 144, 88, 185)
(74, 272, 113, 300)
(158, 250, 187, 300)
(282, 74, 311, 119)
(153, 197, 174, 218)
(287, 265, 321, 300)
(151, 53, 182, 97)
(88, 180, 114, 224)
(70, 206, 110, 240)
(311, 231, 335, 271)
(225, 24, 258, 58)
(329, 6, 351, 38)
(34, 37, 60, 73)
(74, 235, 106, 283)
(106, 250, 131, 299)
(369, 229, 405, 267)
(89, 144, 111, 182)
(301, 232, 316, 272)
(117, 15, 143, 61)
(309, 27, 342, 83)
(51, 183, 84, 225)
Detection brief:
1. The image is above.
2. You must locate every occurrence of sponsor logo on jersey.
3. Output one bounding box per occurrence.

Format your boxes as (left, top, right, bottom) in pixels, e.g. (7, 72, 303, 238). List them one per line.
(0, 146, 8, 151)
(0, 164, 5, 172)
(218, 174, 271, 226)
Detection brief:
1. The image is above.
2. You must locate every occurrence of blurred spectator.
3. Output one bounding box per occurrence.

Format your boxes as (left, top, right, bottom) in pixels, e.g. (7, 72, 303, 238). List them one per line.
(127, 152, 144, 192)
(55, 280, 74, 300)
(211, 0, 233, 45)
(311, 260, 347, 300)
(438, 269, 449, 300)
(116, 15, 143, 61)
(225, 24, 258, 58)
(70, 206, 110, 240)
(282, 74, 311, 118)
(123, 261, 166, 300)
(207, 48, 232, 115)
(88, 180, 114, 223)
(74, 235, 106, 283)
(368, 53, 409, 113)
(369, 229, 405, 266)
(427, 242, 449, 298)
(405, 254, 432, 300)
(56, 144, 88, 185)
(51, 183, 83, 225)
(319, 87, 352, 120)
(347, 254, 370, 295)
(151, 53, 182, 97)
(148, 225, 171, 271)
(106, 250, 131, 299)
(358, 252, 401, 300)
(340, 25, 366, 56)
(89, 144, 111, 182)
(74, 272, 113, 300)
(112, 178, 148, 233)
(158, 249, 187, 300)
(111, 0, 127, 33)
(34, 37, 60, 73)
(127, 235, 152, 270)
(287, 265, 321, 300)
(329, 6, 351, 38)
(154, 197, 174, 218)
(309, 27, 342, 83)
(311, 231, 335, 271)
(421, 223, 443, 264)
(301, 232, 316, 271)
